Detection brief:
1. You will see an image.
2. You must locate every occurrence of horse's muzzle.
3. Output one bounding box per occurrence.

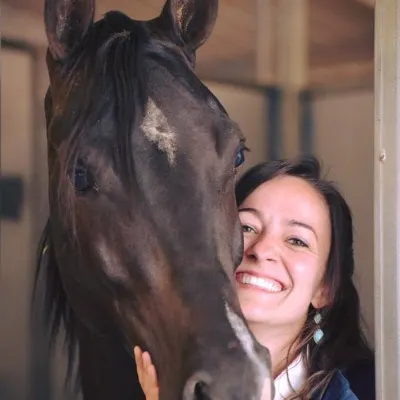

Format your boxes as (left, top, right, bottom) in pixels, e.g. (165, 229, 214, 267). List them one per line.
(183, 371, 212, 400)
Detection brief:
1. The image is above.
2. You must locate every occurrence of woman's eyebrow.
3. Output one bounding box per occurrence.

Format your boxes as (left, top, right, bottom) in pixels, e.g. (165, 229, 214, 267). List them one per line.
(237, 207, 262, 218)
(288, 219, 317, 238)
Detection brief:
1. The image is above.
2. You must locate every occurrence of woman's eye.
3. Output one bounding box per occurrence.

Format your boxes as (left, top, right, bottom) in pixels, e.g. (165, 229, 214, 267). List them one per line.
(242, 224, 256, 234)
(288, 237, 308, 248)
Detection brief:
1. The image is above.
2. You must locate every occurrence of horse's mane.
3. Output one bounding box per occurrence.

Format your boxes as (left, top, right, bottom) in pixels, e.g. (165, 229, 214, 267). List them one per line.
(33, 220, 80, 392)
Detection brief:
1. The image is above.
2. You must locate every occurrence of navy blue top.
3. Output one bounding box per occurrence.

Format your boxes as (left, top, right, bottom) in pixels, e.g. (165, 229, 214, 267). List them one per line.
(317, 360, 375, 400)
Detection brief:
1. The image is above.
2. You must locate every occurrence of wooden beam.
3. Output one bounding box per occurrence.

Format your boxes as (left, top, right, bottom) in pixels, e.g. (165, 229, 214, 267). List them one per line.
(276, 0, 309, 159)
(275, 0, 309, 90)
(309, 60, 374, 89)
(354, 0, 375, 7)
(374, 0, 400, 398)
(256, 0, 310, 158)
(1, 4, 46, 46)
(255, 0, 277, 85)
(199, 57, 373, 94)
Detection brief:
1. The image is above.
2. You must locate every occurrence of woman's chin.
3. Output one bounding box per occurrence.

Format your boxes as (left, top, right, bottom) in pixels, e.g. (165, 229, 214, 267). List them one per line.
(238, 299, 272, 324)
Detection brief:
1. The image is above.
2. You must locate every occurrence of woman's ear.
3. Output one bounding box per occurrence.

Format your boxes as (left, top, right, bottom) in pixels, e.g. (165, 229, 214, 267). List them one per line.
(311, 284, 330, 309)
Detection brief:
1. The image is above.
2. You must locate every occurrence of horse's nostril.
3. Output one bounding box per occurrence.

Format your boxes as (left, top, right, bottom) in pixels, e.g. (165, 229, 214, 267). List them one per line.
(194, 381, 209, 400)
(183, 371, 211, 400)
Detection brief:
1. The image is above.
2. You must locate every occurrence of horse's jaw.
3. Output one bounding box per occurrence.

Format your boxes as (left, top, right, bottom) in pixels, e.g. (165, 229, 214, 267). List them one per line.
(119, 293, 272, 400)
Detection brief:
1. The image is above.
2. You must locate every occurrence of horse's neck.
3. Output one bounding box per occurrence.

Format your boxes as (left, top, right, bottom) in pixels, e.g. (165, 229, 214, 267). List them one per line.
(77, 322, 145, 400)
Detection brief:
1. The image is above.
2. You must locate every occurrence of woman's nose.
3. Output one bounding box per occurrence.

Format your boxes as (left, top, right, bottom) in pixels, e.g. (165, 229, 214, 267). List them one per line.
(245, 235, 278, 262)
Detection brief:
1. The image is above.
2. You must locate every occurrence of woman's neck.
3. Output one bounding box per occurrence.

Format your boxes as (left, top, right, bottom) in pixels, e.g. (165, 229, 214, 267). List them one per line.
(248, 321, 304, 379)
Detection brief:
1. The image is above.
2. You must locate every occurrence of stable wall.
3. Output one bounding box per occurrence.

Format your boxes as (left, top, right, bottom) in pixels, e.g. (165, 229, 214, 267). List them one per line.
(203, 81, 269, 170)
(1, 5, 375, 397)
(312, 89, 375, 345)
(1, 46, 35, 400)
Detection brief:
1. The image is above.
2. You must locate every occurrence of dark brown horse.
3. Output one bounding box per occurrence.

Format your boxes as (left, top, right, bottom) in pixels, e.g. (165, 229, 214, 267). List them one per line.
(34, 0, 272, 399)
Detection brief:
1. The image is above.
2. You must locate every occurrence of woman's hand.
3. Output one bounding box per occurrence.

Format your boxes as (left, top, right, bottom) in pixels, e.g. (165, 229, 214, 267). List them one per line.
(134, 346, 160, 400)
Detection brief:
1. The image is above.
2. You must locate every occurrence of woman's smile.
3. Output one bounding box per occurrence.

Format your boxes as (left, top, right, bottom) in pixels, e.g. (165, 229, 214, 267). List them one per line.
(235, 271, 285, 293)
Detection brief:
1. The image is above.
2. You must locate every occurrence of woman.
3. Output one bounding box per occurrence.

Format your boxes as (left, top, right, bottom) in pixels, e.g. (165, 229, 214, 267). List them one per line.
(134, 155, 375, 399)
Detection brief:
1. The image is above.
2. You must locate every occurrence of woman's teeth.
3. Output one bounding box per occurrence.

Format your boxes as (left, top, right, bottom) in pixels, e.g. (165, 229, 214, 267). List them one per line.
(236, 273, 283, 293)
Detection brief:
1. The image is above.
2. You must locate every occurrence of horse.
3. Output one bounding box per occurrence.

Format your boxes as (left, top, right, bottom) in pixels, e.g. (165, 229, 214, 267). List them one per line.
(34, 0, 272, 398)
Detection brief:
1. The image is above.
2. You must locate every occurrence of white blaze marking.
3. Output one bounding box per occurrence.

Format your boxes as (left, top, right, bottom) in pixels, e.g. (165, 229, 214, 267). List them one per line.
(97, 240, 129, 281)
(225, 302, 272, 399)
(140, 98, 177, 165)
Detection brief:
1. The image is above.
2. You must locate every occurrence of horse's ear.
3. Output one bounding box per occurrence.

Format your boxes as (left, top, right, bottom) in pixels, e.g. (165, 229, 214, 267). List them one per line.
(44, 0, 95, 61)
(162, 0, 218, 52)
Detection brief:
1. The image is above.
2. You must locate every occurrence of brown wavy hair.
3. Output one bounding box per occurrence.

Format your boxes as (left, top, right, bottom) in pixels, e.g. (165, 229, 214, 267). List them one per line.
(235, 155, 374, 399)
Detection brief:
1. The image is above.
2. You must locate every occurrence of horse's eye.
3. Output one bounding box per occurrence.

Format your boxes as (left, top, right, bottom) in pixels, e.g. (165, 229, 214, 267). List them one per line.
(235, 148, 245, 169)
(72, 167, 95, 193)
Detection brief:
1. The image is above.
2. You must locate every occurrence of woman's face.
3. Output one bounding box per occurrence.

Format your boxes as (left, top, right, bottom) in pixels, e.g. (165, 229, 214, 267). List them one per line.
(235, 175, 331, 330)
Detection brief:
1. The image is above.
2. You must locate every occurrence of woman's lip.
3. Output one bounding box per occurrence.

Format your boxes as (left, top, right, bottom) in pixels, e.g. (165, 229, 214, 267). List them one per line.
(235, 271, 285, 293)
(236, 271, 286, 288)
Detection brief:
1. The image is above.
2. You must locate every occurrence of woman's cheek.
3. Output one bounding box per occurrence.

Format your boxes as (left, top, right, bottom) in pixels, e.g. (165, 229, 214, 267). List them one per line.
(286, 253, 316, 276)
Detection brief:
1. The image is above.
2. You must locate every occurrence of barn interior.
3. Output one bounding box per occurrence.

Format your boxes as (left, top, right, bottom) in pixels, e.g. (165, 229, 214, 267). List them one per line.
(1, 1, 376, 399)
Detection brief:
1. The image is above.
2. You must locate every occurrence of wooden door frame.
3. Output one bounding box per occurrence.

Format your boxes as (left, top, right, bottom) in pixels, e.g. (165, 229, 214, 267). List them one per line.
(374, 0, 400, 398)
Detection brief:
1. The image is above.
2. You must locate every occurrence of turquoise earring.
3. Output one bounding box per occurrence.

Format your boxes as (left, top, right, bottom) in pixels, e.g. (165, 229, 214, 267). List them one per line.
(313, 312, 324, 344)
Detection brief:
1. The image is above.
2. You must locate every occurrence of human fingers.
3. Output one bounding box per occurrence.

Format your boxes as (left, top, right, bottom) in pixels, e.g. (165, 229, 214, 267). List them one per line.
(142, 352, 159, 389)
(134, 346, 145, 385)
(142, 351, 152, 370)
(144, 363, 159, 400)
(134, 347, 160, 400)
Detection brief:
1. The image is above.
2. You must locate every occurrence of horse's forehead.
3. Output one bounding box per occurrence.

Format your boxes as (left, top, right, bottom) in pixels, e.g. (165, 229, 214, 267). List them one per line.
(140, 98, 178, 165)
(141, 86, 236, 140)
(143, 60, 227, 124)
(46, 21, 242, 152)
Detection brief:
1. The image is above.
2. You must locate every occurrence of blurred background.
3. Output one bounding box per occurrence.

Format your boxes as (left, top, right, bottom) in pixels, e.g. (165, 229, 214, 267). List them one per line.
(1, 0, 375, 399)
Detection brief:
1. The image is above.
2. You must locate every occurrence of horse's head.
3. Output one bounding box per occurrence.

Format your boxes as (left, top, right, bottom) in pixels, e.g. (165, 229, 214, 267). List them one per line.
(43, 0, 272, 398)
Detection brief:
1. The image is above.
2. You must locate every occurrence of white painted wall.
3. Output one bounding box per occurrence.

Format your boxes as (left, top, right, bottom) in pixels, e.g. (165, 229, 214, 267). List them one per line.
(313, 89, 375, 345)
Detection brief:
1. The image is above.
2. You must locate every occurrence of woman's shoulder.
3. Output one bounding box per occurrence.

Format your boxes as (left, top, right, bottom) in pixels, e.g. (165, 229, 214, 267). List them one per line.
(321, 359, 375, 400)
(342, 358, 375, 399)
(319, 370, 358, 400)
